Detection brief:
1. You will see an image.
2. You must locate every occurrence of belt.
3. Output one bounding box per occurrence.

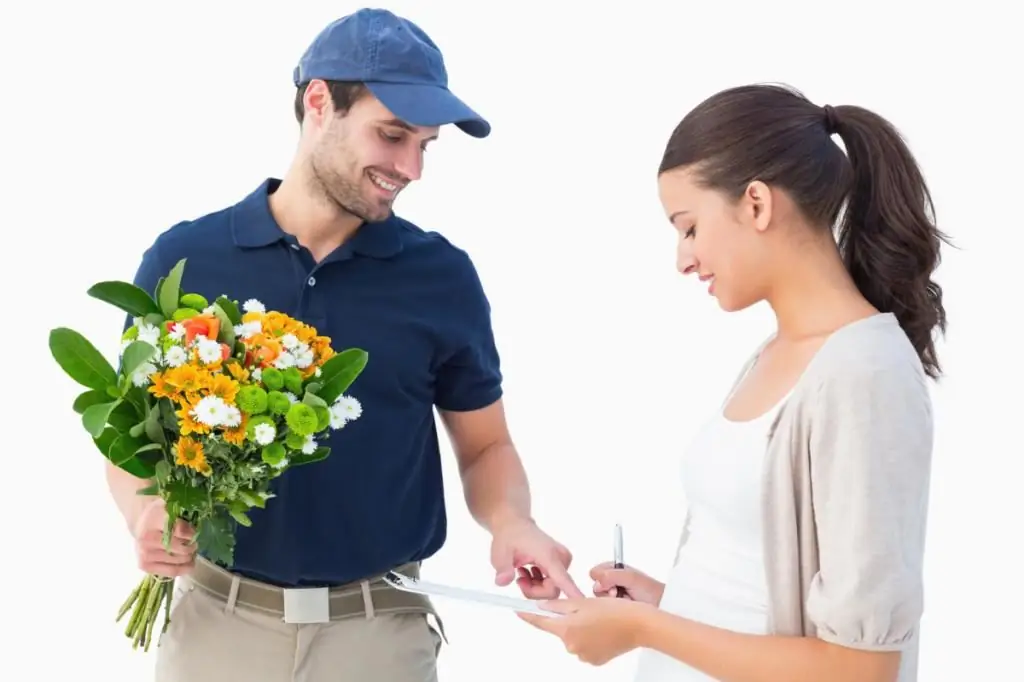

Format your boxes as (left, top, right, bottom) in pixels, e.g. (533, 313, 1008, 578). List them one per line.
(186, 556, 439, 626)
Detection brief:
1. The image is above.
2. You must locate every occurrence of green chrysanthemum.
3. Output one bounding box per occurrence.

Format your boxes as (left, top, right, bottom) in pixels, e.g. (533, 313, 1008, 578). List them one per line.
(236, 385, 268, 415)
(266, 391, 291, 416)
(285, 403, 319, 436)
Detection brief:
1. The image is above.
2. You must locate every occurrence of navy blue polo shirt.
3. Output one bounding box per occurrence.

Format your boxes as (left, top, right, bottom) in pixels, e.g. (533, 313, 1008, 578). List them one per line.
(130, 178, 503, 587)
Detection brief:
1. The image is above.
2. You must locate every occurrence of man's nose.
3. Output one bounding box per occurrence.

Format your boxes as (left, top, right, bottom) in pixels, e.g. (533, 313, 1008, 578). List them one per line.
(394, 148, 423, 182)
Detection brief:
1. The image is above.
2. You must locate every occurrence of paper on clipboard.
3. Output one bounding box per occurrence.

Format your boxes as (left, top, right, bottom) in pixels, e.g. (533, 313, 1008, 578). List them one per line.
(383, 571, 561, 617)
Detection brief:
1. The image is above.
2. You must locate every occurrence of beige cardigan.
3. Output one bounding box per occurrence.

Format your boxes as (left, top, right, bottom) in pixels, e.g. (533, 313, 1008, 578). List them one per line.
(674, 313, 932, 681)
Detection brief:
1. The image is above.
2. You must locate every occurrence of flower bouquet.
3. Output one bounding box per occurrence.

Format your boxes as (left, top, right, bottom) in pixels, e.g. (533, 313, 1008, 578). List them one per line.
(48, 257, 368, 651)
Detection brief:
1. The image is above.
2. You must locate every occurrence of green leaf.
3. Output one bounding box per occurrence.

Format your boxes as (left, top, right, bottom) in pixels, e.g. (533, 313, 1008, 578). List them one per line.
(159, 399, 180, 436)
(49, 327, 117, 391)
(196, 512, 236, 567)
(163, 480, 210, 513)
(107, 401, 141, 433)
(154, 459, 172, 485)
(108, 432, 149, 466)
(93, 427, 119, 459)
(316, 349, 369, 404)
(135, 442, 163, 455)
(143, 402, 166, 444)
(210, 303, 235, 347)
(119, 340, 157, 379)
(129, 421, 146, 438)
(290, 446, 330, 467)
(144, 313, 165, 327)
(302, 390, 328, 410)
(82, 399, 122, 438)
(87, 281, 162, 317)
(117, 456, 157, 479)
(215, 296, 242, 325)
(92, 427, 155, 478)
(236, 489, 266, 508)
(157, 258, 187, 318)
(73, 389, 108, 414)
(229, 509, 252, 527)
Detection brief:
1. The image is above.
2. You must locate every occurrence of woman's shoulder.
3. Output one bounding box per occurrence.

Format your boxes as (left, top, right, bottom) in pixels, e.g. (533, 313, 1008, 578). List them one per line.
(801, 313, 928, 397)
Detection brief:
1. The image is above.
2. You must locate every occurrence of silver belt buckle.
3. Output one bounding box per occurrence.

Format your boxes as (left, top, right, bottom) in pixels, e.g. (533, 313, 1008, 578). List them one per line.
(282, 587, 330, 624)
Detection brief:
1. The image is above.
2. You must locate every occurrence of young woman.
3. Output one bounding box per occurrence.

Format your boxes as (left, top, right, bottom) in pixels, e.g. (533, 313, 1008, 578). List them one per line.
(519, 83, 947, 682)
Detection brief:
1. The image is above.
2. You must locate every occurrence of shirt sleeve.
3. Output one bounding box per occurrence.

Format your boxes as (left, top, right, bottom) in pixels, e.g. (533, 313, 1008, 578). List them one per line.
(805, 356, 933, 651)
(123, 237, 168, 332)
(433, 251, 503, 412)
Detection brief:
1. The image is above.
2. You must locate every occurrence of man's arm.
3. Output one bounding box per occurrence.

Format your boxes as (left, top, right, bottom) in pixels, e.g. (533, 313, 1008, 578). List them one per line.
(438, 399, 530, 531)
(105, 462, 153, 534)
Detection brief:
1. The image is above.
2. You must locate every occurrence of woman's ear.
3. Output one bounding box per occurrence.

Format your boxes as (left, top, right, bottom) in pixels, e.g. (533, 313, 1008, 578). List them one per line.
(741, 180, 773, 233)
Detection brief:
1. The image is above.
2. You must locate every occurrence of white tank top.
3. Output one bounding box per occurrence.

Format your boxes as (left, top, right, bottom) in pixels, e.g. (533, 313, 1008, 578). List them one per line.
(632, 398, 783, 682)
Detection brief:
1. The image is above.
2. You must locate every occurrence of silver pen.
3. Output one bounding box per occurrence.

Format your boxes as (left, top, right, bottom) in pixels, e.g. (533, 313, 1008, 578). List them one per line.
(613, 523, 625, 597)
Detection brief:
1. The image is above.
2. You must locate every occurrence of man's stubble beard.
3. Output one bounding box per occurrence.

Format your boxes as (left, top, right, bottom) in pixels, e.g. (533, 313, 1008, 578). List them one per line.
(309, 147, 392, 224)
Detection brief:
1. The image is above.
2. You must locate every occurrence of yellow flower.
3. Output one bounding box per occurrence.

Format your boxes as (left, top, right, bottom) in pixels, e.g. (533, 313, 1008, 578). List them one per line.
(163, 364, 211, 403)
(147, 372, 176, 400)
(175, 436, 211, 476)
(226, 361, 250, 383)
(208, 374, 240, 404)
(223, 413, 247, 446)
(175, 399, 210, 437)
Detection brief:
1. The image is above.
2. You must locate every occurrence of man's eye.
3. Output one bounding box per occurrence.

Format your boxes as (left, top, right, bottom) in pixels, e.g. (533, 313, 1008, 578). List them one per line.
(380, 131, 402, 143)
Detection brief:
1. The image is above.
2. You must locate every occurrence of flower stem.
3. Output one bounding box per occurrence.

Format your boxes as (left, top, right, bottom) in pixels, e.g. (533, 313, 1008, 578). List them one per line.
(116, 574, 175, 651)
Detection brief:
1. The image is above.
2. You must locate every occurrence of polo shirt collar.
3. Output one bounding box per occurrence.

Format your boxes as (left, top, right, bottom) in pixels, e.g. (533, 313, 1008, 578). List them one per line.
(231, 178, 404, 259)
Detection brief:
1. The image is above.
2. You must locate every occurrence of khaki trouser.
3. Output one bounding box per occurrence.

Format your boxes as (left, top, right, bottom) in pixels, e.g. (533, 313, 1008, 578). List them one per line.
(155, 557, 446, 682)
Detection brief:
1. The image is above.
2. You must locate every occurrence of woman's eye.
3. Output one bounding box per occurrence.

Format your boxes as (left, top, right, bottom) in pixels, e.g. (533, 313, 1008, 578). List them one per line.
(685, 226, 696, 238)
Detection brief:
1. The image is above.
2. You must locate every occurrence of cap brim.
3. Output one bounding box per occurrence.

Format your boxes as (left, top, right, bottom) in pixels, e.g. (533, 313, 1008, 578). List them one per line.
(366, 81, 491, 138)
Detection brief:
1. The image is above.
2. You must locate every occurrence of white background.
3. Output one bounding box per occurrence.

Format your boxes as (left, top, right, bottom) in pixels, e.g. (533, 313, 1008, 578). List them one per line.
(3, 1, 1020, 680)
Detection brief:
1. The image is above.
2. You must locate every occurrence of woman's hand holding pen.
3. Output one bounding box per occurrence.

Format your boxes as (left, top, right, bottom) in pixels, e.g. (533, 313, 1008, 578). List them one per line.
(589, 562, 665, 605)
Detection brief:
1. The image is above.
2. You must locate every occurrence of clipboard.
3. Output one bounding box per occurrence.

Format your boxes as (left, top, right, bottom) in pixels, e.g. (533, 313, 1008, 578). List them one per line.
(383, 571, 562, 617)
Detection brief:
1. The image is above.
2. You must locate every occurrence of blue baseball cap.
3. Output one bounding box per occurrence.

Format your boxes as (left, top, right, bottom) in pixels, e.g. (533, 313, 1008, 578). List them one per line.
(292, 8, 491, 138)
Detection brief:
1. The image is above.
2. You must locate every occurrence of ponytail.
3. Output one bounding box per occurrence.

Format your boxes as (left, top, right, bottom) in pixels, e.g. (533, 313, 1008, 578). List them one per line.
(830, 106, 950, 379)
(657, 84, 950, 379)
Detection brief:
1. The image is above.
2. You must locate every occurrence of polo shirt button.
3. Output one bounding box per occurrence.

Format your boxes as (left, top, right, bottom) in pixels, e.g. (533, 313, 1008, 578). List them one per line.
(308, 276, 316, 287)
(291, 243, 300, 251)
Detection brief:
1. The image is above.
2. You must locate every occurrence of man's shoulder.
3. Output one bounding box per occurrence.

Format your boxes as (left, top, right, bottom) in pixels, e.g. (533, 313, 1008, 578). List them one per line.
(389, 213, 476, 270)
(143, 203, 237, 264)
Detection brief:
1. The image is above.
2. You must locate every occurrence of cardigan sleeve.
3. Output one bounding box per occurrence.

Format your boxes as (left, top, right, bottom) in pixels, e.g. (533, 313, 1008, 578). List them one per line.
(805, 355, 933, 651)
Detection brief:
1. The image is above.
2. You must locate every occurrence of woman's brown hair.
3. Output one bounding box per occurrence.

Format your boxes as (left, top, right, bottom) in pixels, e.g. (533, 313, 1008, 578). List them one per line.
(660, 83, 949, 378)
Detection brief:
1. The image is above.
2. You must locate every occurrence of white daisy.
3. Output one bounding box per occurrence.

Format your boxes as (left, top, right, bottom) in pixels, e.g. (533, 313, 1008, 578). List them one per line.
(234, 320, 261, 339)
(283, 392, 298, 403)
(192, 396, 231, 427)
(252, 367, 263, 382)
(131, 362, 158, 387)
(242, 299, 265, 314)
(273, 352, 296, 370)
(222, 406, 242, 428)
(252, 423, 276, 445)
(168, 324, 186, 342)
(137, 323, 161, 346)
(164, 345, 187, 367)
(280, 333, 299, 350)
(334, 395, 363, 421)
(294, 347, 314, 369)
(196, 337, 223, 364)
(301, 435, 317, 455)
(329, 407, 347, 429)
